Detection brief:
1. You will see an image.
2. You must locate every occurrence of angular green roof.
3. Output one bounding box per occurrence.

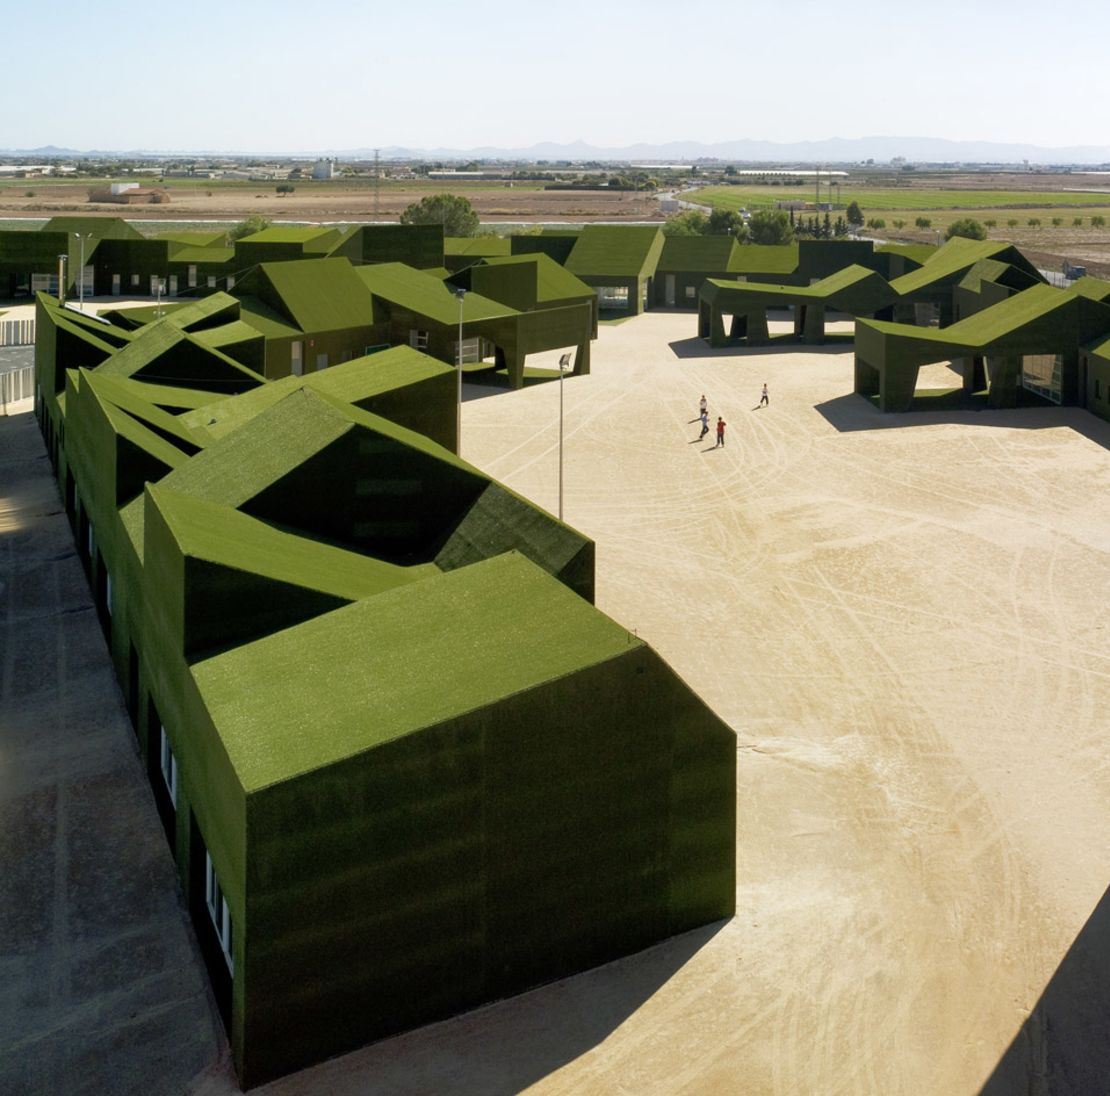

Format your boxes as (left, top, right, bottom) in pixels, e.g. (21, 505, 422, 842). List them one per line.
(658, 236, 738, 272)
(356, 262, 519, 325)
(190, 551, 638, 791)
(238, 226, 340, 250)
(150, 484, 437, 604)
(566, 225, 664, 278)
(477, 253, 594, 305)
(702, 264, 895, 315)
(445, 237, 512, 257)
(726, 243, 799, 275)
(182, 347, 451, 440)
(242, 258, 379, 333)
(890, 237, 1040, 297)
(41, 216, 144, 240)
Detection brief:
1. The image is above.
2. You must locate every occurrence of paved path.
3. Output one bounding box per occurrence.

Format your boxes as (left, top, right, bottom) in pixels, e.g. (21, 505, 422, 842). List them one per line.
(0, 412, 229, 1095)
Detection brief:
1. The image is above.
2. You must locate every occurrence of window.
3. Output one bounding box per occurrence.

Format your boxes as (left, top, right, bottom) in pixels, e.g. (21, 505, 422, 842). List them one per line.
(187, 265, 197, 288)
(595, 286, 629, 308)
(685, 285, 697, 299)
(226, 275, 236, 290)
(131, 274, 140, 288)
(207, 275, 217, 288)
(159, 725, 178, 807)
(105, 572, 113, 617)
(455, 336, 481, 364)
(315, 353, 328, 370)
(409, 329, 429, 351)
(1021, 353, 1062, 404)
(205, 852, 234, 974)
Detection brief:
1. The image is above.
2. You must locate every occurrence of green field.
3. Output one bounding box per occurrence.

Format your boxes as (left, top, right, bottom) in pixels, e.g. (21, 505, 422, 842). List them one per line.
(693, 185, 1110, 212)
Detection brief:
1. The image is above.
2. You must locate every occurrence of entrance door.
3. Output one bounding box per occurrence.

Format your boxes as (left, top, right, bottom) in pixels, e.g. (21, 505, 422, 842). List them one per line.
(665, 274, 676, 307)
(290, 341, 303, 376)
(168, 275, 178, 295)
(111, 274, 121, 296)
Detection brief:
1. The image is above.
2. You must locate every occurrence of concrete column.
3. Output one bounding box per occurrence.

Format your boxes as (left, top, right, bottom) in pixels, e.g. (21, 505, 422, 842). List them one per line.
(986, 354, 1020, 409)
(803, 304, 826, 344)
(746, 309, 769, 347)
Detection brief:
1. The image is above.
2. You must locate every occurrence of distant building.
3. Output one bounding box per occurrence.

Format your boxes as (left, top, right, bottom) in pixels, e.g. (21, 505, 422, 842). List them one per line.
(312, 158, 336, 180)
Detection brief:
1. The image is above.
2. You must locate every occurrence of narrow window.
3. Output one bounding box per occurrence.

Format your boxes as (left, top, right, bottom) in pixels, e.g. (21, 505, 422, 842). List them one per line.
(159, 725, 178, 807)
(205, 852, 234, 974)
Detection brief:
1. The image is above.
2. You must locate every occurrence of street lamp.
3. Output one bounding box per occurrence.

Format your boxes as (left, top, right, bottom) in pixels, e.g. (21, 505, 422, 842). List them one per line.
(74, 232, 89, 311)
(454, 287, 466, 456)
(557, 352, 572, 521)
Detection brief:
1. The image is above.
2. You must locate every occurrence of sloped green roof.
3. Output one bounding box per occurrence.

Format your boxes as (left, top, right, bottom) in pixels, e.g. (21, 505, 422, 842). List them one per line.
(93, 318, 267, 391)
(877, 243, 937, 264)
(158, 231, 228, 246)
(356, 262, 519, 325)
(42, 216, 143, 240)
(104, 377, 230, 411)
(1069, 275, 1110, 303)
(445, 237, 512, 257)
(726, 243, 799, 275)
(191, 321, 267, 351)
(864, 284, 1074, 348)
(238, 226, 339, 249)
(83, 371, 209, 451)
(658, 236, 737, 272)
(702, 264, 895, 314)
(168, 245, 235, 264)
(255, 257, 379, 332)
(890, 237, 1034, 297)
(150, 484, 437, 603)
(181, 346, 451, 440)
(1088, 333, 1110, 361)
(479, 253, 594, 303)
(565, 225, 664, 278)
(235, 296, 302, 339)
(190, 551, 638, 790)
(957, 258, 1013, 293)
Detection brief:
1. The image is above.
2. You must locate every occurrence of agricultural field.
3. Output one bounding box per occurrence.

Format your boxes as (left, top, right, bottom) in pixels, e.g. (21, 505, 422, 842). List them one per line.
(693, 173, 1110, 275)
(0, 175, 661, 223)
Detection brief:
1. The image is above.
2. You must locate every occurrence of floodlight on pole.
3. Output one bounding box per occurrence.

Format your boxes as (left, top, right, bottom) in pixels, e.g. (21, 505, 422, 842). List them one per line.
(454, 287, 466, 456)
(557, 352, 572, 521)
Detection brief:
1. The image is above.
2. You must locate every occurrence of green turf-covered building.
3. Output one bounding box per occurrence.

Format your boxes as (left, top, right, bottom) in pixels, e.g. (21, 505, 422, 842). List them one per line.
(855, 281, 1110, 410)
(565, 224, 664, 315)
(699, 264, 897, 347)
(33, 293, 737, 1089)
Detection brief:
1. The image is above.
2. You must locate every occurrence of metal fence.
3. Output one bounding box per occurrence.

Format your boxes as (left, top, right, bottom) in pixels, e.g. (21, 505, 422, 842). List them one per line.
(0, 319, 35, 347)
(1, 365, 35, 413)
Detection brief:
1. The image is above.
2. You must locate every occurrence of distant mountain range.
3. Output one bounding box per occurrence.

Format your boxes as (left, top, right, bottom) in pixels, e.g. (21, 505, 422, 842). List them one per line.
(3, 136, 1109, 165)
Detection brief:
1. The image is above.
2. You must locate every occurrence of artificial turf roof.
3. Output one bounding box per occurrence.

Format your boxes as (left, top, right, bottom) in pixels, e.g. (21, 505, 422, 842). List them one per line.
(250, 258, 379, 332)
(150, 484, 437, 605)
(182, 346, 451, 440)
(890, 237, 1036, 297)
(565, 225, 664, 278)
(658, 235, 737, 271)
(190, 550, 640, 791)
(356, 262, 519, 324)
(478, 253, 594, 302)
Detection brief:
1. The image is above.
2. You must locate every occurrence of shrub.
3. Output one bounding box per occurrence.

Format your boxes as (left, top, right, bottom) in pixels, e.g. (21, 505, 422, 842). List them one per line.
(946, 218, 987, 241)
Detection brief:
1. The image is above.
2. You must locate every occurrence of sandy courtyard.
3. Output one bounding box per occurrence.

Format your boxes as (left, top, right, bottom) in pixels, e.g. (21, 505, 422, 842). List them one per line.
(214, 311, 1110, 1096)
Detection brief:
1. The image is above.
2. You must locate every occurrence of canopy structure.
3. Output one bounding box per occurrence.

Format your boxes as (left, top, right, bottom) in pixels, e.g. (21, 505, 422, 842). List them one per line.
(699, 264, 897, 346)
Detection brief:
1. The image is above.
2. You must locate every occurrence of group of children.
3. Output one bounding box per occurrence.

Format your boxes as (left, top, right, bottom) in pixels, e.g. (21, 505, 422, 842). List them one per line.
(698, 385, 768, 447)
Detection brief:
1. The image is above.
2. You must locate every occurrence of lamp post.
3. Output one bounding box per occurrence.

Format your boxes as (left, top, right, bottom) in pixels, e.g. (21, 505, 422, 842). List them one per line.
(454, 287, 466, 456)
(557, 352, 572, 521)
(75, 233, 88, 311)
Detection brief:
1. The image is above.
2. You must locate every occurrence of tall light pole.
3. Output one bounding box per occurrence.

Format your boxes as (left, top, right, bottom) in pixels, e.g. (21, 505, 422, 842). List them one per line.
(454, 287, 466, 456)
(75, 232, 88, 311)
(557, 352, 571, 521)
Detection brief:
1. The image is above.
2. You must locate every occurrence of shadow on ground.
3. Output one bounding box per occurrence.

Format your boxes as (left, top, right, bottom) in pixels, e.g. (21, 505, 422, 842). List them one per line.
(668, 334, 853, 360)
(979, 884, 1110, 1096)
(255, 920, 729, 1096)
(814, 392, 1110, 452)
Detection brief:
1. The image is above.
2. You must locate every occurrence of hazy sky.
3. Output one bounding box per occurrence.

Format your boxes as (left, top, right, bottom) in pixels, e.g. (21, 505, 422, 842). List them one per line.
(7, 0, 1107, 152)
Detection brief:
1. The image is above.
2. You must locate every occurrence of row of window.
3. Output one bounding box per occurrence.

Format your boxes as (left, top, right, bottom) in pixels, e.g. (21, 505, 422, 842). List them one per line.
(158, 722, 234, 974)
